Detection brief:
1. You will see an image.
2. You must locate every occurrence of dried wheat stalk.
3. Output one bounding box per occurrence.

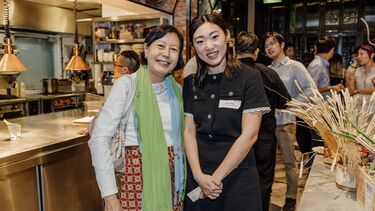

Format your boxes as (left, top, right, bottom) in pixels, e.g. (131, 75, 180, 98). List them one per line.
(284, 86, 375, 173)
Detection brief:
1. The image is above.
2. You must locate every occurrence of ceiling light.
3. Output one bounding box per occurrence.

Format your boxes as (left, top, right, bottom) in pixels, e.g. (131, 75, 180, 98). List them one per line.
(65, 0, 90, 71)
(0, 0, 27, 74)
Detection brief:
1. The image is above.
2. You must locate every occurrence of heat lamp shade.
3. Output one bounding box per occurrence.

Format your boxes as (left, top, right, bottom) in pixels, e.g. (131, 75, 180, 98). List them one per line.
(65, 55, 90, 71)
(0, 53, 27, 74)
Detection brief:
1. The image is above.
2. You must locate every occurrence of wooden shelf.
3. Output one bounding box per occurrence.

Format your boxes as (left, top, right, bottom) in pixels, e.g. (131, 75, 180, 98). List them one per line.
(95, 38, 145, 44)
(93, 62, 114, 65)
(91, 14, 166, 22)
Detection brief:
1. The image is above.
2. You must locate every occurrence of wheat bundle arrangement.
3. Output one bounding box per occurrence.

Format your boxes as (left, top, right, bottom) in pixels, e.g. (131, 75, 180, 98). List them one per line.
(285, 87, 375, 172)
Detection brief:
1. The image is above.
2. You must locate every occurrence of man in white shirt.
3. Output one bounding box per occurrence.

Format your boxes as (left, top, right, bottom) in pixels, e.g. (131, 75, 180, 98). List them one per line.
(264, 32, 317, 211)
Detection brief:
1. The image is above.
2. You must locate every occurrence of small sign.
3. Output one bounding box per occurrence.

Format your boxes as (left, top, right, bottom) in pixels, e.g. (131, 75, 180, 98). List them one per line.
(263, 0, 282, 4)
(365, 180, 374, 211)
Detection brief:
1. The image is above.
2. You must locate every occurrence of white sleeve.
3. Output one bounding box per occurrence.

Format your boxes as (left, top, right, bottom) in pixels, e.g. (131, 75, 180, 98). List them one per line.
(88, 76, 132, 198)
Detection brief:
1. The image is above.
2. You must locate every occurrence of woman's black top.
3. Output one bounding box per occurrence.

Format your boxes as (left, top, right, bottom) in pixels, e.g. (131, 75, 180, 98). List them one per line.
(183, 63, 270, 211)
(183, 63, 270, 166)
(184, 63, 269, 140)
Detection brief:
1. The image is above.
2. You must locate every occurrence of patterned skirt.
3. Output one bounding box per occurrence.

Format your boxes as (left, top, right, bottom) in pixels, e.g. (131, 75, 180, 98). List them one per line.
(117, 146, 183, 211)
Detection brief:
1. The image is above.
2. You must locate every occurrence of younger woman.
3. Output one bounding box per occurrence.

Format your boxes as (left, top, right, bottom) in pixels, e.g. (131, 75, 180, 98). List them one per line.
(89, 25, 186, 211)
(183, 14, 270, 211)
(345, 44, 375, 110)
(346, 44, 375, 94)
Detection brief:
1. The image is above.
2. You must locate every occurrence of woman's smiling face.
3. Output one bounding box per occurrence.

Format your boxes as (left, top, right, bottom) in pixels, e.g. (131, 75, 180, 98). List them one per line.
(192, 22, 229, 72)
(144, 32, 181, 82)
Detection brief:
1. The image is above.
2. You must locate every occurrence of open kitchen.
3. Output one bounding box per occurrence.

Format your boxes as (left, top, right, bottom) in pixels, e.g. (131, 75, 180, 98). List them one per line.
(1, 0, 375, 211)
(0, 0, 178, 210)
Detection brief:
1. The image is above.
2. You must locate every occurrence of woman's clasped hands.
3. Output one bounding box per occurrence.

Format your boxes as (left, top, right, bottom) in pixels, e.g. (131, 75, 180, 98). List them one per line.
(195, 173, 223, 200)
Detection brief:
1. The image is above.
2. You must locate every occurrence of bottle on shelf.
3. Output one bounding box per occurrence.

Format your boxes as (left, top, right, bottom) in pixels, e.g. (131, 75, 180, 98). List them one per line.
(19, 82, 26, 97)
(14, 82, 19, 97)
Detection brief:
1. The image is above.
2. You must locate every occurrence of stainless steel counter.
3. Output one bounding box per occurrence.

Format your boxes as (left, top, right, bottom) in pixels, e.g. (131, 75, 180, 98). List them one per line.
(0, 109, 88, 162)
(0, 109, 102, 211)
(25, 92, 85, 101)
(0, 98, 27, 106)
(0, 93, 86, 118)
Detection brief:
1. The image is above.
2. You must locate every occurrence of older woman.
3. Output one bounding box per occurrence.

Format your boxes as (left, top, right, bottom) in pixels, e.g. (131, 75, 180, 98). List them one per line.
(89, 25, 186, 211)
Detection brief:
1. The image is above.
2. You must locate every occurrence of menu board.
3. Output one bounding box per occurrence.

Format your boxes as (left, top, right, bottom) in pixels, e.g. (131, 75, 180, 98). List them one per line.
(129, 0, 177, 14)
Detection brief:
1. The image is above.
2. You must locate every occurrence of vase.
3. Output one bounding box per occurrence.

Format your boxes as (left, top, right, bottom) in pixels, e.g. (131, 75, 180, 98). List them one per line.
(336, 165, 356, 192)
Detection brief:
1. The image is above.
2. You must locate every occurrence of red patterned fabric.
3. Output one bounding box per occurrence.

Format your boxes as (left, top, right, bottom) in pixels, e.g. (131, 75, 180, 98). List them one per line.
(117, 146, 182, 211)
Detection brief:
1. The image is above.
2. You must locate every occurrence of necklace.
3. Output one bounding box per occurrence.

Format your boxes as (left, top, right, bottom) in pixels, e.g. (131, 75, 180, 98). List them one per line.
(152, 82, 167, 95)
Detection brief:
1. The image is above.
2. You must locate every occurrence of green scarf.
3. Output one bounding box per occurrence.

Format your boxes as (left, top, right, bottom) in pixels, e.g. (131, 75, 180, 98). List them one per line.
(133, 65, 184, 210)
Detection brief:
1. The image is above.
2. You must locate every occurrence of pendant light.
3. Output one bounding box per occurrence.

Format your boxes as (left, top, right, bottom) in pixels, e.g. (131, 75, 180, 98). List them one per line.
(0, 0, 27, 74)
(65, 0, 90, 71)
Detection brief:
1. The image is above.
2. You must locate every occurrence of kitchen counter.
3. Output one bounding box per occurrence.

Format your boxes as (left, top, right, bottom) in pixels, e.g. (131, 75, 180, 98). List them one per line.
(0, 92, 85, 103)
(0, 93, 86, 118)
(0, 108, 88, 163)
(0, 109, 102, 211)
(25, 92, 85, 101)
(0, 98, 27, 105)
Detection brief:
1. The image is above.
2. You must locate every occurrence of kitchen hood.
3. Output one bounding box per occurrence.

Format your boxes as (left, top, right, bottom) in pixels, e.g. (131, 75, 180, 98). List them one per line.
(0, 0, 92, 35)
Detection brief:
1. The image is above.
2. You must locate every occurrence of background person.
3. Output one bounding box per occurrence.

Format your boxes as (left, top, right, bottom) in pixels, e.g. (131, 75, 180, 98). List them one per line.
(304, 37, 344, 167)
(183, 14, 270, 211)
(113, 50, 140, 78)
(329, 53, 345, 86)
(307, 36, 344, 97)
(345, 44, 375, 111)
(301, 52, 314, 69)
(77, 50, 140, 136)
(264, 32, 316, 211)
(88, 25, 186, 211)
(236, 31, 291, 211)
(183, 55, 197, 78)
(284, 42, 296, 60)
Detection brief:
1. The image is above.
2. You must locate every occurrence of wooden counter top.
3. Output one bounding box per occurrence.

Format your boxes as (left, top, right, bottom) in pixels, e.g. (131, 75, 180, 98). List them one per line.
(0, 109, 90, 166)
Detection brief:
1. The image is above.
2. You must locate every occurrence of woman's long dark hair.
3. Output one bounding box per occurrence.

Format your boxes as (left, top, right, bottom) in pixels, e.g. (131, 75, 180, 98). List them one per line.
(189, 14, 240, 87)
(141, 25, 184, 71)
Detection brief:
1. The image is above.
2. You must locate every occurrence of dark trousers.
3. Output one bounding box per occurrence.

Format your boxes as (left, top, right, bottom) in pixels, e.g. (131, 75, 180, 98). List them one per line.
(254, 128, 277, 211)
(296, 117, 312, 153)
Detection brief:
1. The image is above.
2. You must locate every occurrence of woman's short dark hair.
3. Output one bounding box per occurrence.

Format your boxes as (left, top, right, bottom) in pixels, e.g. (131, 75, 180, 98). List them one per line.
(189, 13, 240, 87)
(142, 25, 184, 71)
(120, 50, 140, 73)
(235, 31, 259, 54)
